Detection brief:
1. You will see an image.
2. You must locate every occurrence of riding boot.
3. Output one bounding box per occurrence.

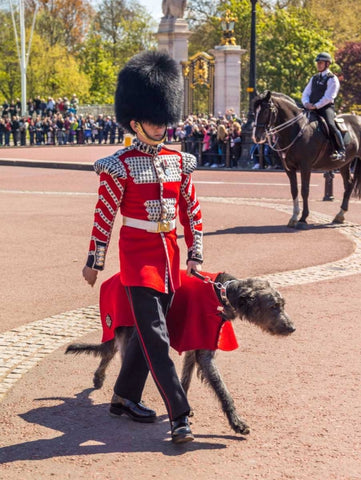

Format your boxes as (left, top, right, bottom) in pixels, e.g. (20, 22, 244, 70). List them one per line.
(331, 130, 346, 161)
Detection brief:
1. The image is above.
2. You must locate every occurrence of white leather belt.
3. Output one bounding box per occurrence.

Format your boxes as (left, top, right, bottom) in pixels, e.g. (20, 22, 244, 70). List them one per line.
(123, 216, 176, 233)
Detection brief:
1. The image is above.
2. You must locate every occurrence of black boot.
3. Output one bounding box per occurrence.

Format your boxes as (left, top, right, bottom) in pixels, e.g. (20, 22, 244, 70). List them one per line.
(109, 394, 157, 423)
(171, 415, 194, 444)
(331, 130, 346, 161)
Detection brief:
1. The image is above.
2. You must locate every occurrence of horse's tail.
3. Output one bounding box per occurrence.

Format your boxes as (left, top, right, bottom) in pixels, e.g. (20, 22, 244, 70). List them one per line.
(352, 157, 361, 198)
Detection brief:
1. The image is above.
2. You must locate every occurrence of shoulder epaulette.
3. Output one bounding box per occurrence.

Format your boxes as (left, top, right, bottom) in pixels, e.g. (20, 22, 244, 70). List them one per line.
(181, 152, 197, 174)
(94, 150, 127, 178)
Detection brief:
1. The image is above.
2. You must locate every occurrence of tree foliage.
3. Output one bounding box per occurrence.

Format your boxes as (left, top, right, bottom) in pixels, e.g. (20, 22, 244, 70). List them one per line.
(0, 0, 360, 109)
(28, 0, 95, 51)
(0, 0, 155, 105)
(256, 7, 334, 102)
(336, 42, 361, 112)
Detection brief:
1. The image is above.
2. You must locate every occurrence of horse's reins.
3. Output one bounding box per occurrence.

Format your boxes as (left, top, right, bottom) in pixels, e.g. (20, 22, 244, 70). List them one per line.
(261, 101, 309, 170)
(191, 269, 238, 306)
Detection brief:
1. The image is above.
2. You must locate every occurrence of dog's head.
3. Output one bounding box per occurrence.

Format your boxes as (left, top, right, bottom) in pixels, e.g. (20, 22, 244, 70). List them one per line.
(216, 274, 295, 336)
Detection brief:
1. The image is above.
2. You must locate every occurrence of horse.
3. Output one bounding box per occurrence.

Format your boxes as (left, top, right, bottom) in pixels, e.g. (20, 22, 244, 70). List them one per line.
(252, 90, 361, 228)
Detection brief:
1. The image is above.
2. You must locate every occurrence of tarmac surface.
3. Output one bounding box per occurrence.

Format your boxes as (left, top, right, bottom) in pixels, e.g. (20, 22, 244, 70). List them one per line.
(0, 145, 361, 479)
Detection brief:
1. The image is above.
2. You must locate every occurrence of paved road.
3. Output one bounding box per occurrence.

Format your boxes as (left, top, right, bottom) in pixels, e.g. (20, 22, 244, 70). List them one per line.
(1, 145, 360, 479)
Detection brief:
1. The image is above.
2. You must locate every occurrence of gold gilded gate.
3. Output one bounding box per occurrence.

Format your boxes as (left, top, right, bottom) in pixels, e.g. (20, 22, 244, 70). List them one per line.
(181, 52, 215, 117)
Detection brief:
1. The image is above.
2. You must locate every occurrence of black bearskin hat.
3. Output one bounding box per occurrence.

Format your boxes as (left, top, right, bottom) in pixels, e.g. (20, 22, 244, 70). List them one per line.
(115, 51, 183, 133)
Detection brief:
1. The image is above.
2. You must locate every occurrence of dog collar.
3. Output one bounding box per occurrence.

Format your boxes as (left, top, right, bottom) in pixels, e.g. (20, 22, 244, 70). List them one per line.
(220, 280, 238, 306)
(191, 270, 237, 307)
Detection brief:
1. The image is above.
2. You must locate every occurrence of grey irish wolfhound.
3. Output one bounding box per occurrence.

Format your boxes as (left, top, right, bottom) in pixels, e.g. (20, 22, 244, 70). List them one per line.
(66, 272, 295, 435)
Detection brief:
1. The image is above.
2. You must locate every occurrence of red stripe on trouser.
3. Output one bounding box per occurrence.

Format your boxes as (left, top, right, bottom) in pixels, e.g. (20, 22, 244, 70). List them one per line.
(126, 287, 174, 420)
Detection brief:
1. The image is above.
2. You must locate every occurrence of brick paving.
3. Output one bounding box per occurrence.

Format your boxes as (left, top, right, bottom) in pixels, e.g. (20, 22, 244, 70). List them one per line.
(1, 197, 360, 402)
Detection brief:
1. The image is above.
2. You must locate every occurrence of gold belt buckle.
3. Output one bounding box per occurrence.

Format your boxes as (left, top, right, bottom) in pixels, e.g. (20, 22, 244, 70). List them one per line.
(157, 221, 170, 232)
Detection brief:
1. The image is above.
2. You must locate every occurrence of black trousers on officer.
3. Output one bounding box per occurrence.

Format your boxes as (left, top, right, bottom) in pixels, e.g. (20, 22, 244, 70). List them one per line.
(113, 286, 190, 421)
(317, 104, 345, 151)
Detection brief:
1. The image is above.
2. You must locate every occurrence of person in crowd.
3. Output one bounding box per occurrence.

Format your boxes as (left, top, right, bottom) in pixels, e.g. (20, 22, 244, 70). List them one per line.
(27, 98, 35, 117)
(28, 117, 36, 145)
(82, 51, 203, 444)
(9, 101, 17, 118)
(96, 114, 105, 143)
(55, 113, 65, 145)
(109, 116, 117, 144)
(2, 100, 10, 118)
(34, 96, 42, 115)
(250, 143, 260, 169)
(11, 115, 20, 146)
(201, 123, 217, 167)
(3, 117, 11, 145)
(103, 116, 112, 143)
(84, 115, 93, 143)
(63, 115, 71, 144)
(230, 121, 242, 167)
(302, 52, 345, 161)
(63, 97, 70, 114)
(0, 118, 6, 145)
(67, 113, 77, 144)
(188, 123, 204, 162)
(76, 114, 85, 144)
(46, 97, 56, 116)
(35, 116, 43, 145)
(212, 123, 228, 168)
(19, 116, 28, 146)
(70, 94, 79, 114)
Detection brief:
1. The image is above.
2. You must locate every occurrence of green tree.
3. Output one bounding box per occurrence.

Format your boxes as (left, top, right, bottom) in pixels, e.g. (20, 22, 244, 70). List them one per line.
(78, 31, 117, 104)
(92, 0, 156, 67)
(257, 7, 335, 101)
(26, 32, 91, 101)
(0, 11, 20, 103)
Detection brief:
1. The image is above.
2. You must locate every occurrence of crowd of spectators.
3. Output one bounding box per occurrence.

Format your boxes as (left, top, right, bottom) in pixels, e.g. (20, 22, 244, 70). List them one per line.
(1, 97, 280, 169)
(0, 95, 125, 147)
(170, 110, 281, 169)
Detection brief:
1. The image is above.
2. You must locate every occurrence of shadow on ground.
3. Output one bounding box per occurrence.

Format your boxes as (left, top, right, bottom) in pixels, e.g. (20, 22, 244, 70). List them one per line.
(0, 389, 234, 463)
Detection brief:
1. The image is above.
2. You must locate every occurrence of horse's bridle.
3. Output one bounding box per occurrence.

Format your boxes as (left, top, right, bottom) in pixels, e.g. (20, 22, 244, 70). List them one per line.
(257, 98, 307, 153)
(254, 99, 278, 132)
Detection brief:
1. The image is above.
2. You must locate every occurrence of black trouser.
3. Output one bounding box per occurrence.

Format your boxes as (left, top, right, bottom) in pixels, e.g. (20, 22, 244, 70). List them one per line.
(317, 104, 345, 151)
(113, 286, 190, 421)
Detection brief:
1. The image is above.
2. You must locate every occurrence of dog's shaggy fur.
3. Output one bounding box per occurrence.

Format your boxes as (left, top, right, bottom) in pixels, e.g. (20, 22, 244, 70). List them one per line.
(66, 273, 295, 434)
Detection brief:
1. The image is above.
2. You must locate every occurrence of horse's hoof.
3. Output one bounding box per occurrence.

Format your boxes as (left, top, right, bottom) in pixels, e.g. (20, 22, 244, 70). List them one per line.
(332, 216, 344, 224)
(287, 220, 298, 228)
(296, 221, 309, 230)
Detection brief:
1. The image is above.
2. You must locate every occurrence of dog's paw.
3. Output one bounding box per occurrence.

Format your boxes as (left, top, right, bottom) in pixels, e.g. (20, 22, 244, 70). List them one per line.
(93, 375, 104, 389)
(232, 419, 250, 435)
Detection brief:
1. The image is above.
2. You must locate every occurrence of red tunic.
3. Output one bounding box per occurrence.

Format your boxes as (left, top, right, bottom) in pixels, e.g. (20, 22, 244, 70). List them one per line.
(100, 270, 238, 354)
(86, 141, 203, 293)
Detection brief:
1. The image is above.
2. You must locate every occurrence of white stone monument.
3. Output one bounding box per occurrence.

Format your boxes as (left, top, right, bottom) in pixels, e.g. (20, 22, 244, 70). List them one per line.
(210, 45, 245, 117)
(209, 10, 245, 117)
(157, 0, 191, 66)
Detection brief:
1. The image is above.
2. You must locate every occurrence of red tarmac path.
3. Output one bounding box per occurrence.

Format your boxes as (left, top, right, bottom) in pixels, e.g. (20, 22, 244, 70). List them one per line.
(0, 145, 360, 479)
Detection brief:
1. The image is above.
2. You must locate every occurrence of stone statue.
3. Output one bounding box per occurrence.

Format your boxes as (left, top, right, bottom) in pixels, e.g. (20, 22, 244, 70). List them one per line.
(162, 0, 187, 19)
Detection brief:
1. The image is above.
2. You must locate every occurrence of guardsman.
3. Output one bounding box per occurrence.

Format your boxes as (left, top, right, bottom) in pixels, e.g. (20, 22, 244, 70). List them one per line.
(82, 51, 203, 444)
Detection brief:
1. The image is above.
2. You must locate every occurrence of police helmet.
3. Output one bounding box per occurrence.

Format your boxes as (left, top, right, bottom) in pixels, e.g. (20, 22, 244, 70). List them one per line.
(315, 52, 332, 63)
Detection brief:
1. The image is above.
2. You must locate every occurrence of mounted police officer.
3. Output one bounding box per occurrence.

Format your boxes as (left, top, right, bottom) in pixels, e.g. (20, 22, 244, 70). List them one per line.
(302, 52, 345, 161)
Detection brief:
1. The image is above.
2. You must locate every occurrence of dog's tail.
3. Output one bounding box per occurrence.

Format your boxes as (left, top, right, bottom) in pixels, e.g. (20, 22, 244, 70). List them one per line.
(65, 342, 110, 357)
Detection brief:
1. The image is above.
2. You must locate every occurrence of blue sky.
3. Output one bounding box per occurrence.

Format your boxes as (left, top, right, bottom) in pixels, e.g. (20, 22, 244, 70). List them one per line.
(138, 0, 163, 21)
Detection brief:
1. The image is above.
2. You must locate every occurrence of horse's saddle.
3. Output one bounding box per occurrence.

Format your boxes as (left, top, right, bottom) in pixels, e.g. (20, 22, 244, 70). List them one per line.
(309, 111, 351, 145)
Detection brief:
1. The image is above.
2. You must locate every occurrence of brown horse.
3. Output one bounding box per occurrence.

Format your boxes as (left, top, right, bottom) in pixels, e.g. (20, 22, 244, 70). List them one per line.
(253, 90, 361, 227)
